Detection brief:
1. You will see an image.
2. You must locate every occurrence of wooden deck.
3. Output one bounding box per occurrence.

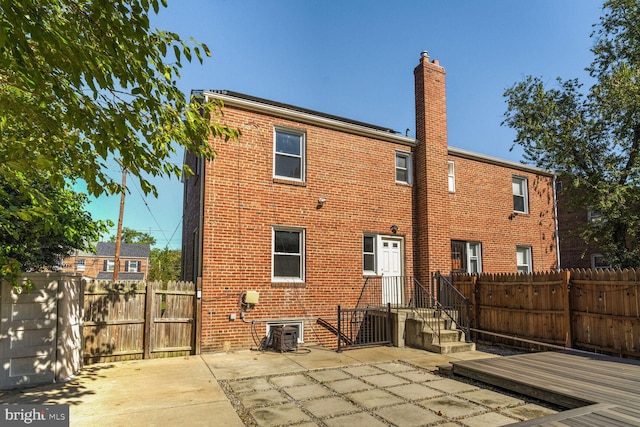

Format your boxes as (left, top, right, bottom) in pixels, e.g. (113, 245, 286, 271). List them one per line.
(451, 350, 640, 426)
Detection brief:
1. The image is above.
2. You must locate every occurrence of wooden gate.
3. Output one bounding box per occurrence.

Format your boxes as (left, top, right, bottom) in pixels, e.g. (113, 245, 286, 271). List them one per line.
(83, 280, 197, 364)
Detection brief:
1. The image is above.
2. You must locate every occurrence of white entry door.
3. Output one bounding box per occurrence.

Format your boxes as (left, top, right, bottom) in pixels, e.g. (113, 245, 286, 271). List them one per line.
(380, 237, 403, 305)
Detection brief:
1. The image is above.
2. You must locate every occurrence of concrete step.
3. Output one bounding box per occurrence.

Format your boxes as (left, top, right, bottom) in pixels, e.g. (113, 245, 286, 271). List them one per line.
(428, 341, 476, 354)
(422, 329, 461, 344)
(405, 316, 474, 354)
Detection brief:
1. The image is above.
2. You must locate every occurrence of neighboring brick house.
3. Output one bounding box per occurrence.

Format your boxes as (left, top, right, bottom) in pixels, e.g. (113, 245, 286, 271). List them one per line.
(182, 52, 559, 352)
(61, 242, 150, 280)
(555, 181, 610, 269)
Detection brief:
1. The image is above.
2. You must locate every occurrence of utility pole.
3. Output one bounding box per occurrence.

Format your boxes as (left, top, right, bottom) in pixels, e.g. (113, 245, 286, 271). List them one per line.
(113, 165, 127, 281)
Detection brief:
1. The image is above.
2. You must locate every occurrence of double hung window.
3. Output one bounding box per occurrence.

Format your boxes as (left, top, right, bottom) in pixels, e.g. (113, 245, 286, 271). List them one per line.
(395, 151, 412, 184)
(512, 176, 529, 213)
(451, 240, 482, 273)
(125, 260, 140, 272)
(363, 235, 376, 274)
(273, 228, 305, 281)
(274, 128, 305, 181)
(447, 161, 456, 193)
(516, 246, 532, 273)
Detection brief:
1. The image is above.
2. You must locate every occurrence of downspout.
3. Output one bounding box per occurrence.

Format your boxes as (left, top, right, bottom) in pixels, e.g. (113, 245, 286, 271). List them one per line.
(552, 174, 561, 270)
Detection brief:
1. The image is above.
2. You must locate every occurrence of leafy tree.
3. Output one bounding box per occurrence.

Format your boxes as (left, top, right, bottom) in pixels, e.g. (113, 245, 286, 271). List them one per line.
(110, 227, 156, 246)
(0, 172, 107, 271)
(0, 0, 237, 278)
(503, 0, 640, 268)
(149, 247, 181, 281)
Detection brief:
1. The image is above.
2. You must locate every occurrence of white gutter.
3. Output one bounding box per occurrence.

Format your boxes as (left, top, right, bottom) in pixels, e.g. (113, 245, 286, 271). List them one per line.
(204, 91, 417, 147)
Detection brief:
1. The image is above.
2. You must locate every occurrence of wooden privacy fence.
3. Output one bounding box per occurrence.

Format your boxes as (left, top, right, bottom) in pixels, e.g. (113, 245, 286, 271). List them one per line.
(452, 269, 640, 358)
(83, 280, 199, 364)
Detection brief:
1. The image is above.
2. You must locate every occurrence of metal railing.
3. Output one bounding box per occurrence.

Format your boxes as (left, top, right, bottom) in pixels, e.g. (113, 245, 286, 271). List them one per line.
(348, 275, 444, 345)
(335, 274, 472, 350)
(431, 272, 472, 343)
(337, 303, 392, 352)
(356, 275, 434, 309)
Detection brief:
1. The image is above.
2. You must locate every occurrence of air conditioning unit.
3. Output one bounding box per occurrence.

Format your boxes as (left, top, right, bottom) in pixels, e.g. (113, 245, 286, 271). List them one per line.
(270, 325, 298, 352)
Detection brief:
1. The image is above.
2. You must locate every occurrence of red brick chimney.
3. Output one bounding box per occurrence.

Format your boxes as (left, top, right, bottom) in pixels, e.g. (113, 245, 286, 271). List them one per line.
(413, 51, 451, 284)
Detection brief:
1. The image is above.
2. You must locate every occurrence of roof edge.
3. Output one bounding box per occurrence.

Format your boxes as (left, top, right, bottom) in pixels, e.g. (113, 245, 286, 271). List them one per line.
(203, 90, 418, 147)
(448, 146, 556, 176)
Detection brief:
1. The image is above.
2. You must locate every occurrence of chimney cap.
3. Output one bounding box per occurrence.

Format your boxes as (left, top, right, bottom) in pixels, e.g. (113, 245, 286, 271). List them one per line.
(420, 50, 429, 59)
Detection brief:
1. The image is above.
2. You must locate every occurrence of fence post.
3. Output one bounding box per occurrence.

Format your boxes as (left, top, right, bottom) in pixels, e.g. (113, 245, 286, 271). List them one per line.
(561, 270, 572, 348)
(472, 275, 479, 333)
(194, 278, 202, 355)
(143, 282, 153, 359)
(337, 305, 342, 353)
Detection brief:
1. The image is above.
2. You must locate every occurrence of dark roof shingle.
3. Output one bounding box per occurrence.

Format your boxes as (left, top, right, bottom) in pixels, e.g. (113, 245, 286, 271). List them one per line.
(95, 242, 150, 258)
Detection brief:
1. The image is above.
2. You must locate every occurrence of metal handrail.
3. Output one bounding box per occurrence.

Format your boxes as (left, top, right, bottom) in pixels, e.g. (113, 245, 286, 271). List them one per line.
(432, 271, 472, 343)
(350, 274, 472, 346)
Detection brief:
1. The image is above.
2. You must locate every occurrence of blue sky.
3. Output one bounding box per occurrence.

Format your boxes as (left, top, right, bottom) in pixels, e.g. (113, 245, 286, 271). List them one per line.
(86, 0, 604, 249)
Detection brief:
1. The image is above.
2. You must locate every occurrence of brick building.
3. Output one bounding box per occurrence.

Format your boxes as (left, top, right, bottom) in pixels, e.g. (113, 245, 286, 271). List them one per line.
(555, 180, 610, 269)
(61, 242, 150, 280)
(182, 52, 559, 352)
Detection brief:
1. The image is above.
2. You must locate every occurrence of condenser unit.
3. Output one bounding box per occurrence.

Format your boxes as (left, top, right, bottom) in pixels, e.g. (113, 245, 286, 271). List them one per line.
(270, 325, 298, 352)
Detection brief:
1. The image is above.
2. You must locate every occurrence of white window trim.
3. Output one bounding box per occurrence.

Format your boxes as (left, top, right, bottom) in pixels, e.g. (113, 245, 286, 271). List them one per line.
(467, 242, 482, 273)
(363, 234, 404, 276)
(126, 260, 140, 272)
(513, 176, 529, 214)
(448, 161, 456, 193)
(77, 259, 86, 271)
(273, 127, 306, 182)
(516, 245, 532, 274)
(105, 259, 115, 272)
(395, 151, 412, 184)
(272, 226, 305, 282)
(591, 254, 612, 269)
(363, 234, 377, 275)
(266, 321, 304, 344)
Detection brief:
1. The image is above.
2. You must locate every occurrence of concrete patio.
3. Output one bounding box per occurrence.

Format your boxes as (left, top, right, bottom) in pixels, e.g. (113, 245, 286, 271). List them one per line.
(1, 345, 559, 426)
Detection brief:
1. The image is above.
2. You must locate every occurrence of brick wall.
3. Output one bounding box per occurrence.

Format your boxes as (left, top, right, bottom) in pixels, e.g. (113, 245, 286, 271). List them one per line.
(413, 54, 453, 282)
(187, 54, 560, 352)
(198, 107, 415, 351)
(556, 182, 601, 269)
(448, 154, 558, 272)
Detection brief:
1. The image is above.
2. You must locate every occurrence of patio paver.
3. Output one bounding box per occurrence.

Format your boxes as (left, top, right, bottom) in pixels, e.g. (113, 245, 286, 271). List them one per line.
(386, 382, 445, 400)
(361, 373, 410, 388)
(347, 388, 405, 409)
(282, 383, 332, 400)
(237, 389, 289, 409)
(306, 368, 351, 383)
(323, 411, 388, 427)
(249, 402, 312, 427)
(374, 402, 444, 426)
(300, 396, 360, 419)
(325, 378, 372, 394)
(420, 395, 486, 419)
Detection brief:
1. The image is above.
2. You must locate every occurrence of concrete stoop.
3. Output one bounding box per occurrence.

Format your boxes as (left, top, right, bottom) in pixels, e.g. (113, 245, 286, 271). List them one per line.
(404, 313, 475, 354)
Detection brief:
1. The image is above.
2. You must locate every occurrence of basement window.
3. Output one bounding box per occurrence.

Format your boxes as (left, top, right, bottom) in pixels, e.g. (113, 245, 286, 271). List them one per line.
(266, 321, 304, 343)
